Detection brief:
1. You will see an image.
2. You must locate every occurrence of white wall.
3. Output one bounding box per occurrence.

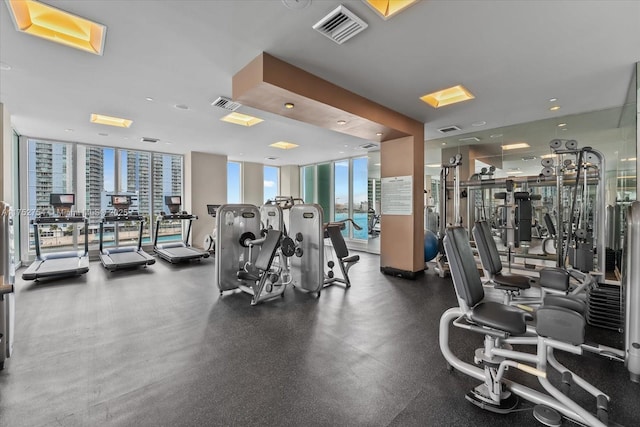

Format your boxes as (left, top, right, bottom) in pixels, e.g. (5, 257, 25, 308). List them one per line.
(280, 165, 300, 199)
(0, 103, 13, 203)
(184, 151, 227, 249)
(242, 161, 263, 206)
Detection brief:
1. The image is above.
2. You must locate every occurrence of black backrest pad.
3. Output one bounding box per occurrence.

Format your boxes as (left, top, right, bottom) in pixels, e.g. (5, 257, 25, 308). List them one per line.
(327, 225, 349, 258)
(444, 227, 484, 307)
(472, 221, 503, 275)
(255, 229, 282, 271)
(544, 213, 556, 237)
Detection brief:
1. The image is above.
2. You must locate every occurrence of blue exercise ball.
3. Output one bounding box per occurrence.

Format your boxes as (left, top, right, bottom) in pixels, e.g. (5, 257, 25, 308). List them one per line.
(424, 229, 439, 262)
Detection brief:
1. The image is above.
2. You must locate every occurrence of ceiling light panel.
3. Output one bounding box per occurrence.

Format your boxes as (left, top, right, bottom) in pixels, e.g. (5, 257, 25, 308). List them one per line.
(501, 142, 530, 150)
(5, 0, 107, 55)
(420, 85, 475, 108)
(221, 112, 264, 127)
(363, 0, 420, 20)
(270, 141, 299, 150)
(90, 113, 133, 128)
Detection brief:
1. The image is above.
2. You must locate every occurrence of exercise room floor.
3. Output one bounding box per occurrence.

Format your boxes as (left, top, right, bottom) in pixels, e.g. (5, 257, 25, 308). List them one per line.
(1, 252, 638, 426)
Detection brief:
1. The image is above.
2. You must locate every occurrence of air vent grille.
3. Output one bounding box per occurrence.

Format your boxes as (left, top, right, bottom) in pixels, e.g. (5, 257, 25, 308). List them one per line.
(211, 96, 241, 111)
(359, 143, 378, 149)
(313, 5, 368, 45)
(141, 137, 159, 143)
(437, 125, 461, 134)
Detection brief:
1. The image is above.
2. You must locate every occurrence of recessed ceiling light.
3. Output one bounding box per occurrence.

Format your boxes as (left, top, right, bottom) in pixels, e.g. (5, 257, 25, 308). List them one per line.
(541, 153, 557, 159)
(64, 128, 73, 132)
(221, 112, 264, 127)
(420, 85, 475, 108)
(441, 142, 447, 146)
(98, 132, 108, 137)
(490, 134, 503, 138)
(557, 123, 567, 127)
(90, 113, 133, 128)
(376, 132, 383, 136)
(471, 121, 486, 127)
(270, 141, 299, 150)
(362, 0, 420, 20)
(165, 142, 172, 145)
(0, 62, 11, 71)
(5, 0, 107, 55)
(426, 164, 441, 168)
(337, 120, 347, 125)
(549, 106, 561, 111)
(145, 97, 154, 102)
(502, 142, 530, 150)
(549, 98, 557, 102)
(284, 102, 295, 109)
(175, 104, 189, 110)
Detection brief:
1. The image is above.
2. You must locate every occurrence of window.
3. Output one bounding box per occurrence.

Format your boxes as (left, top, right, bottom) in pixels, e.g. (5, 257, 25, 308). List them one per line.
(84, 146, 115, 249)
(317, 163, 332, 220)
(334, 160, 349, 236)
(352, 157, 368, 240)
(119, 150, 152, 245)
(26, 139, 75, 252)
(301, 165, 315, 203)
(153, 153, 184, 243)
(263, 166, 279, 203)
(227, 161, 241, 203)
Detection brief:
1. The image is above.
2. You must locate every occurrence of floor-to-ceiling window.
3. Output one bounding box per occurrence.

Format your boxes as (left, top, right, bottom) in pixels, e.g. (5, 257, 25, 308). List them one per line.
(352, 157, 368, 240)
(264, 166, 279, 203)
(21, 138, 184, 259)
(227, 161, 241, 203)
(334, 160, 349, 236)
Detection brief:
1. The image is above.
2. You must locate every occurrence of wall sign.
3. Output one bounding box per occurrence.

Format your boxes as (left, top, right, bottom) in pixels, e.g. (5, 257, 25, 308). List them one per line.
(381, 176, 412, 215)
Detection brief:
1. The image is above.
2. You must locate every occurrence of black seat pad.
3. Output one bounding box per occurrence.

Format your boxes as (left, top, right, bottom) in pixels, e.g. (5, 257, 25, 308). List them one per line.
(493, 273, 532, 290)
(470, 301, 531, 335)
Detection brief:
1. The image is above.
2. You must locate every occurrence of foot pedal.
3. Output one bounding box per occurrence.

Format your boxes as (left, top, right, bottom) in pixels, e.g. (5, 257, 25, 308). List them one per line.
(533, 405, 562, 427)
(465, 390, 518, 414)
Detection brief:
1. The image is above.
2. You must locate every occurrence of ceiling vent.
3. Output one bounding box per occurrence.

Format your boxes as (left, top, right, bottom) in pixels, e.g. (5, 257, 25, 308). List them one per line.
(141, 137, 159, 144)
(359, 143, 378, 149)
(437, 125, 461, 134)
(211, 96, 241, 111)
(312, 5, 368, 45)
(265, 156, 279, 161)
(458, 136, 480, 142)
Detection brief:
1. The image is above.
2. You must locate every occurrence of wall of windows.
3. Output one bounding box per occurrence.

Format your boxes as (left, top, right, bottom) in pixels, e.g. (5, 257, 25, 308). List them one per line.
(227, 161, 241, 203)
(264, 165, 279, 203)
(301, 156, 369, 241)
(20, 138, 184, 259)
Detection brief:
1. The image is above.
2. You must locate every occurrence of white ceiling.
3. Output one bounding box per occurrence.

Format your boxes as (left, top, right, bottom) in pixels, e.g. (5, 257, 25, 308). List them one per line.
(1, 0, 639, 167)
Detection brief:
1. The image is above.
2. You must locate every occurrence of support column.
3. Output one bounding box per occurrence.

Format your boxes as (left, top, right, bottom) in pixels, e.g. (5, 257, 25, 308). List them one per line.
(184, 151, 227, 248)
(0, 103, 13, 203)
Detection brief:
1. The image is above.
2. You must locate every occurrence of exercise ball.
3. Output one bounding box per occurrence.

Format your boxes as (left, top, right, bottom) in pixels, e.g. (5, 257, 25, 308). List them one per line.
(424, 229, 439, 262)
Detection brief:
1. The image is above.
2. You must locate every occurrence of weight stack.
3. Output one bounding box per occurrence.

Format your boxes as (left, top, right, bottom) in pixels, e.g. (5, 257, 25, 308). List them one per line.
(586, 283, 624, 331)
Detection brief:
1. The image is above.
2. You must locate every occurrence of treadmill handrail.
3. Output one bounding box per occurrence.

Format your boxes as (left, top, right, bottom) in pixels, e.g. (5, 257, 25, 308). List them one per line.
(32, 217, 89, 259)
(32, 215, 86, 224)
(154, 213, 197, 248)
(100, 215, 146, 253)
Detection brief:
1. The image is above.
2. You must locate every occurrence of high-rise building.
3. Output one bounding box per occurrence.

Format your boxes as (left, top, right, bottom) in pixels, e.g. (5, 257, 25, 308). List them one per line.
(85, 147, 104, 221)
(28, 140, 73, 215)
(126, 151, 151, 215)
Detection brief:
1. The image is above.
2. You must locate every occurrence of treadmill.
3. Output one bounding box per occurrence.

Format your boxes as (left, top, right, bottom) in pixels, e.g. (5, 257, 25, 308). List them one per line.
(22, 194, 90, 281)
(154, 196, 209, 263)
(99, 195, 155, 271)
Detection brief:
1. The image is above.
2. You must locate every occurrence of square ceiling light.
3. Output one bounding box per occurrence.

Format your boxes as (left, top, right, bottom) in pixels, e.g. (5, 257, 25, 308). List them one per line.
(269, 141, 299, 150)
(5, 0, 107, 55)
(90, 113, 132, 128)
(420, 85, 475, 108)
(502, 142, 530, 150)
(221, 112, 264, 127)
(363, 0, 420, 20)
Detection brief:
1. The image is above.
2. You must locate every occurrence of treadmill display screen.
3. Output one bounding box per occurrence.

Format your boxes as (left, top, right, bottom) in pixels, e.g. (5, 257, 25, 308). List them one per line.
(112, 195, 131, 206)
(165, 196, 181, 205)
(207, 205, 220, 216)
(51, 193, 75, 206)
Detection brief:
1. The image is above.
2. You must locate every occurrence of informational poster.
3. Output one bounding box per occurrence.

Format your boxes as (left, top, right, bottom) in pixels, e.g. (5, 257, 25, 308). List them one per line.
(381, 176, 413, 215)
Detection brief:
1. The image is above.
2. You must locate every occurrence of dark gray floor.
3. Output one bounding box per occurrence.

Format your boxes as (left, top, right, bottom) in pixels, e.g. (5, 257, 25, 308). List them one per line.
(1, 253, 638, 426)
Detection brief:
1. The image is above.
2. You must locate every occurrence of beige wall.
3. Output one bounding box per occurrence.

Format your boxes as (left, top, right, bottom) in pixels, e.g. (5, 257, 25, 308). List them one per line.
(0, 103, 13, 203)
(242, 161, 263, 206)
(184, 151, 227, 249)
(280, 165, 300, 199)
